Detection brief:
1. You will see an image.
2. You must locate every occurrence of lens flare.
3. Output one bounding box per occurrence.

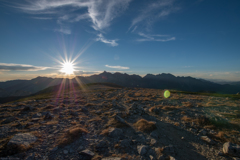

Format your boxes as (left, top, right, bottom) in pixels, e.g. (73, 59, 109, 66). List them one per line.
(164, 90, 170, 98)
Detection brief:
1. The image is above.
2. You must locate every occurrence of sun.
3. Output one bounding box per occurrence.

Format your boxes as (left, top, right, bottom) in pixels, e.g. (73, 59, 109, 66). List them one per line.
(61, 62, 75, 75)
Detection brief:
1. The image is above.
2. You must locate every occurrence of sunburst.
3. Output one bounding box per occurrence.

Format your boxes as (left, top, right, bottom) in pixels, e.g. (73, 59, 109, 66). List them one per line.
(60, 61, 75, 75)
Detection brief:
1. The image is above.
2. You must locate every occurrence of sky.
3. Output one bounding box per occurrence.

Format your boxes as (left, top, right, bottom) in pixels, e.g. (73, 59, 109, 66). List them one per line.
(0, 0, 240, 82)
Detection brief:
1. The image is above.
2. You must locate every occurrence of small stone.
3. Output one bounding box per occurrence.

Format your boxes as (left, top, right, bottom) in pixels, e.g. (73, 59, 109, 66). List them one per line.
(164, 145, 174, 153)
(102, 157, 122, 160)
(63, 150, 68, 154)
(25, 153, 35, 160)
(223, 142, 240, 158)
(32, 113, 42, 118)
(79, 149, 95, 158)
(218, 151, 224, 156)
(44, 112, 54, 120)
(77, 146, 84, 152)
(70, 110, 78, 116)
(108, 128, 123, 138)
(149, 155, 155, 160)
(169, 156, 177, 160)
(31, 118, 41, 122)
(137, 145, 149, 155)
(120, 139, 131, 148)
(150, 130, 159, 139)
(201, 136, 215, 144)
(50, 146, 58, 152)
(8, 133, 37, 148)
(150, 139, 157, 146)
(198, 129, 207, 136)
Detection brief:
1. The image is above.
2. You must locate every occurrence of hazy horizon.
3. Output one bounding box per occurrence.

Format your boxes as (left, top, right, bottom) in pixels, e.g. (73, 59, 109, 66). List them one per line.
(1, 0, 240, 82)
(0, 71, 239, 83)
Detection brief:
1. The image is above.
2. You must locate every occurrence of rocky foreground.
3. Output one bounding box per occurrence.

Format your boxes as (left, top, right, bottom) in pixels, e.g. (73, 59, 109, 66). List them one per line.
(0, 86, 240, 160)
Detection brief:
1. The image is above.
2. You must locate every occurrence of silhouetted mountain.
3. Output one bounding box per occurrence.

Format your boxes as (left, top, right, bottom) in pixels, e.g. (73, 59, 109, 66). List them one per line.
(0, 72, 239, 98)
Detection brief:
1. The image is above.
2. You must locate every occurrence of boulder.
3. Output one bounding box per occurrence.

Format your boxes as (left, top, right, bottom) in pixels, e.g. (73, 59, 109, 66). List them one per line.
(109, 128, 123, 138)
(223, 142, 240, 157)
(7, 133, 37, 148)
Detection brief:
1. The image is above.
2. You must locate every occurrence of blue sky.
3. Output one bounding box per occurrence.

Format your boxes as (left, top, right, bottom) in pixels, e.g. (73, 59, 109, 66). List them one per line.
(0, 0, 240, 81)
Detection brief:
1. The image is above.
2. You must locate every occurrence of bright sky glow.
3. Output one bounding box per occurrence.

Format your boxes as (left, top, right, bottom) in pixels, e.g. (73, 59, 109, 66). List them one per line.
(61, 62, 74, 75)
(0, 0, 240, 82)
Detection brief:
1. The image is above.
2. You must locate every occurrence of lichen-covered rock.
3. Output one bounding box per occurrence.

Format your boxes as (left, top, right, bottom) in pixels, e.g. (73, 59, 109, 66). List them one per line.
(7, 133, 37, 148)
(223, 142, 240, 158)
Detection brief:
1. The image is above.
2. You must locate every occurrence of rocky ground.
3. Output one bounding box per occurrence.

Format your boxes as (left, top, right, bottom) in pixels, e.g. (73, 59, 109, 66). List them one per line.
(0, 86, 240, 160)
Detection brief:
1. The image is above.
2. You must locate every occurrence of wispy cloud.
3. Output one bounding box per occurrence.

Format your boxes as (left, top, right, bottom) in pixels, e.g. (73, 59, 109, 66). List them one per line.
(136, 32, 175, 42)
(54, 28, 71, 34)
(105, 65, 129, 69)
(31, 17, 53, 20)
(96, 34, 118, 46)
(0, 63, 49, 71)
(129, 0, 180, 32)
(14, 0, 131, 31)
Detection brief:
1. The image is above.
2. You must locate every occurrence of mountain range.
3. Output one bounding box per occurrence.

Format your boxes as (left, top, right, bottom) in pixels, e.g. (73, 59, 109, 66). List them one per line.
(0, 71, 239, 98)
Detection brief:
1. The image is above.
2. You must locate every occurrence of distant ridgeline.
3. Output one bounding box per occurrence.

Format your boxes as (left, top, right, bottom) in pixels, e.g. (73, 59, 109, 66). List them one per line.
(0, 71, 239, 98)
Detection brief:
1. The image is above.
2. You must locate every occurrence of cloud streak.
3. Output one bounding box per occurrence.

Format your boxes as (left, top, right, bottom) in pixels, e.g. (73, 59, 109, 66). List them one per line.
(0, 63, 49, 71)
(136, 32, 175, 42)
(129, 0, 180, 32)
(54, 28, 71, 34)
(14, 0, 131, 31)
(105, 65, 129, 69)
(96, 34, 118, 46)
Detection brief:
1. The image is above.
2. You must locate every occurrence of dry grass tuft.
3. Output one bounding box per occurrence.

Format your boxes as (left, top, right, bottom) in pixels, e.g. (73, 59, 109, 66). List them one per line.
(155, 147, 164, 157)
(194, 116, 210, 126)
(215, 131, 225, 139)
(100, 129, 109, 136)
(174, 122, 180, 126)
(114, 143, 120, 148)
(182, 102, 194, 108)
(44, 105, 55, 109)
(134, 119, 156, 132)
(45, 121, 58, 125)
(92, 155, 103, 160)
(181, 116, 192, 122)
(58, 126, 88, 146)
(107, 118, 129, 128)
(203, 125, 216, 129)
(162, 106, 176, 110)
(181, 111, 186, 115)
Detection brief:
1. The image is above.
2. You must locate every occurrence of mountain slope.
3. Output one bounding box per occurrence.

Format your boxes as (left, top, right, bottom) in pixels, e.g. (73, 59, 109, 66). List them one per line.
(0, 72, 239, 97)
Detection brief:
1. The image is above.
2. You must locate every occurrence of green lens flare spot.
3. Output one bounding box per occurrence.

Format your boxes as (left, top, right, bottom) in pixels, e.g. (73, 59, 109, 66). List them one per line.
(164, 90, 170, 98)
